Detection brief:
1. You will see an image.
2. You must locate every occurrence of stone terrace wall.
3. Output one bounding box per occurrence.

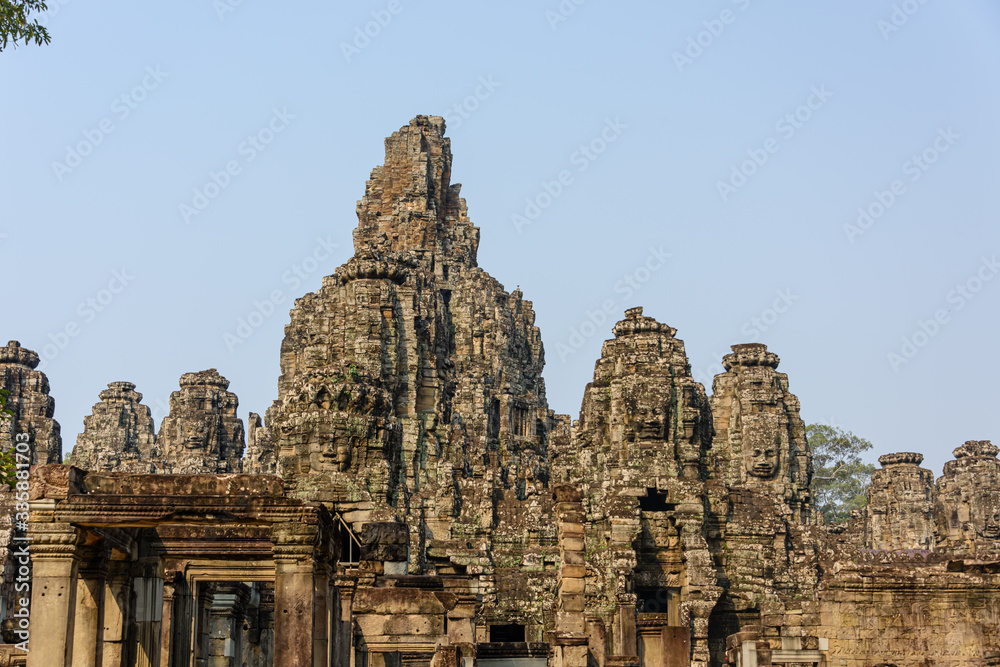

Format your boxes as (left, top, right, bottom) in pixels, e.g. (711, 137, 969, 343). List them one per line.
(816, 551, 1000, 666)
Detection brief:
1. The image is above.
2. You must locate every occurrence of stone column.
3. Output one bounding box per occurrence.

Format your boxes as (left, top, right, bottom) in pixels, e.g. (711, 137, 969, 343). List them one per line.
(208, 583, 250, 667)
(195, 583, 216, 667)
(333, 576, 355, 667)
(272, 522, 318, 667)
(72, 545, 110, 667)
(159, 574, 182, 667)
(613, 596, 638, 658)
(26, 522, 82, 667)
(313, 562, 331, 667)
(102, 562, 133, 667)
(132, 568, 165, 667)
(166, 576, 192, 667)
(552, 485, 588, 667)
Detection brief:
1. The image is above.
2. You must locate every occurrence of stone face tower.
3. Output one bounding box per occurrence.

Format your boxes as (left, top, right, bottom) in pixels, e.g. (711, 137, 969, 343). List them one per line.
(706, 343, 817, 665)
(0, 340, 61, 464)
(561, 307, 719, 664)
(936, 440, 1000, 551)
(864, 452, 936, 550)
(265, 115, 550, 577)
(710, 343, 811, 521)
(67, 381, 156, 473)
(156, 369, 245, 473)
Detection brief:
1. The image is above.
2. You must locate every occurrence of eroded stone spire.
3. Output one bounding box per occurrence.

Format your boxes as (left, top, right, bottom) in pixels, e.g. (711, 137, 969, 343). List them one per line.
(67, 381, 156, 473)
(267, 116, 550, 580)
(0, 341, 61, 464)
(353, 115, 479, 266)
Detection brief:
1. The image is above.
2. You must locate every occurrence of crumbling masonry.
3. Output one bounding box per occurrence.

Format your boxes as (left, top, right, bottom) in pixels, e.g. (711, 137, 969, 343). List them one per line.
(5, 117, 999, 667)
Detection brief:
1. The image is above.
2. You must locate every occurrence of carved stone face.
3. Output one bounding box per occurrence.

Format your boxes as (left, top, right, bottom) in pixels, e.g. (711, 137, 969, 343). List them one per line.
(979, 505, 1000, 539)
(636, 405, 666, 441)
(747, 444, 779, 479)
(181, 422, 208, 450)
(742, 417, 781, 480)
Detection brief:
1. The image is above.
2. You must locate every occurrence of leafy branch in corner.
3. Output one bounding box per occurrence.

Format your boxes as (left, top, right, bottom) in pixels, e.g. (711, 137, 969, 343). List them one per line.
(0, 1, 51, 52)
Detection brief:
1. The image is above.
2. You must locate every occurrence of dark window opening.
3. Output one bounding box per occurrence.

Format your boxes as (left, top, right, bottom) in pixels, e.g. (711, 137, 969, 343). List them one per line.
(337, 516, 361, 566)
(490, 624, 526, 641)
(511, 405, 530, 437)
(639, 488, 672, 512)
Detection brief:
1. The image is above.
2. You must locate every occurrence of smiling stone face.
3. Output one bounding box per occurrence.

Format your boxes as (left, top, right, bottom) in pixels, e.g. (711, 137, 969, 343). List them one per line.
(742, 417, 781, 481)
(747, 443, 779, 479)
(975, 499, 1000, 540)
(981, 508, 1000, 539)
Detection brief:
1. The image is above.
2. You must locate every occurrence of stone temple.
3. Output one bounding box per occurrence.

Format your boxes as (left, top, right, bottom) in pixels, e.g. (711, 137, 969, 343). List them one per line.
(4, 116, 999, 667)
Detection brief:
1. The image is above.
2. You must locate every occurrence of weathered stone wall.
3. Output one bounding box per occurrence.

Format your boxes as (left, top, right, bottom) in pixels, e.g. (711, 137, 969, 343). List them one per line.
(815, 551, 1000, 666)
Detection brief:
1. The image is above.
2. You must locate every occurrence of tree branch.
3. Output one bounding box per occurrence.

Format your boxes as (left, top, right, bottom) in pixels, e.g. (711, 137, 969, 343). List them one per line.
(812, 461, 846, 481)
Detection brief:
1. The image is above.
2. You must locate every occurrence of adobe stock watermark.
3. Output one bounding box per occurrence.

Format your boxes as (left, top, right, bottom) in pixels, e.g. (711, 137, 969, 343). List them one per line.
(878, 0, 930, 41)
(512, 117, 627, 234)
(11, 433, 31, 653)
(36, 0, 73, 22)
(36, 269, 135, 372)
(51, 66, 169, 182)
(717, 85, 833, 202)
(887, 255, 998, 372)
(179, 107, 294, 224)
(844, 127, 958, 244)
(546, 0, 587, 30)
(443, 76, 501, 131)
(691, 288, 799, 386)
(340, 0, 414, 63)
(223, 236, 340, 352)
(213, 0, 247, 20)
(554, 245, 671, 362)
(672, 0, 752, 73)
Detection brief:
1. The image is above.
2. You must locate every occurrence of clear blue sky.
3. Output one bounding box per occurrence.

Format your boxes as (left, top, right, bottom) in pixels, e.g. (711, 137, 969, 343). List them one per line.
(2, 0, 998, 476)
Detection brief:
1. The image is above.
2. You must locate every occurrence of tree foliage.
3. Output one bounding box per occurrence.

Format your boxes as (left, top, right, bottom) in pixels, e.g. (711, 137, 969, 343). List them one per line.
(0, 390, 15, 489)
(0, 389, 12, 421)
(807, 423, 876, 524)
(0, 0, 50, 52)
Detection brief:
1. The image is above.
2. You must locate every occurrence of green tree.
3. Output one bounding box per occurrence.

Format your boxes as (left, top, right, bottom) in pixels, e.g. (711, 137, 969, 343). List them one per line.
(0, 390, 15, 490)
(807, 423, 876, 524)
(0, 389, 12, 421)
(0, 0, 50, 51)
